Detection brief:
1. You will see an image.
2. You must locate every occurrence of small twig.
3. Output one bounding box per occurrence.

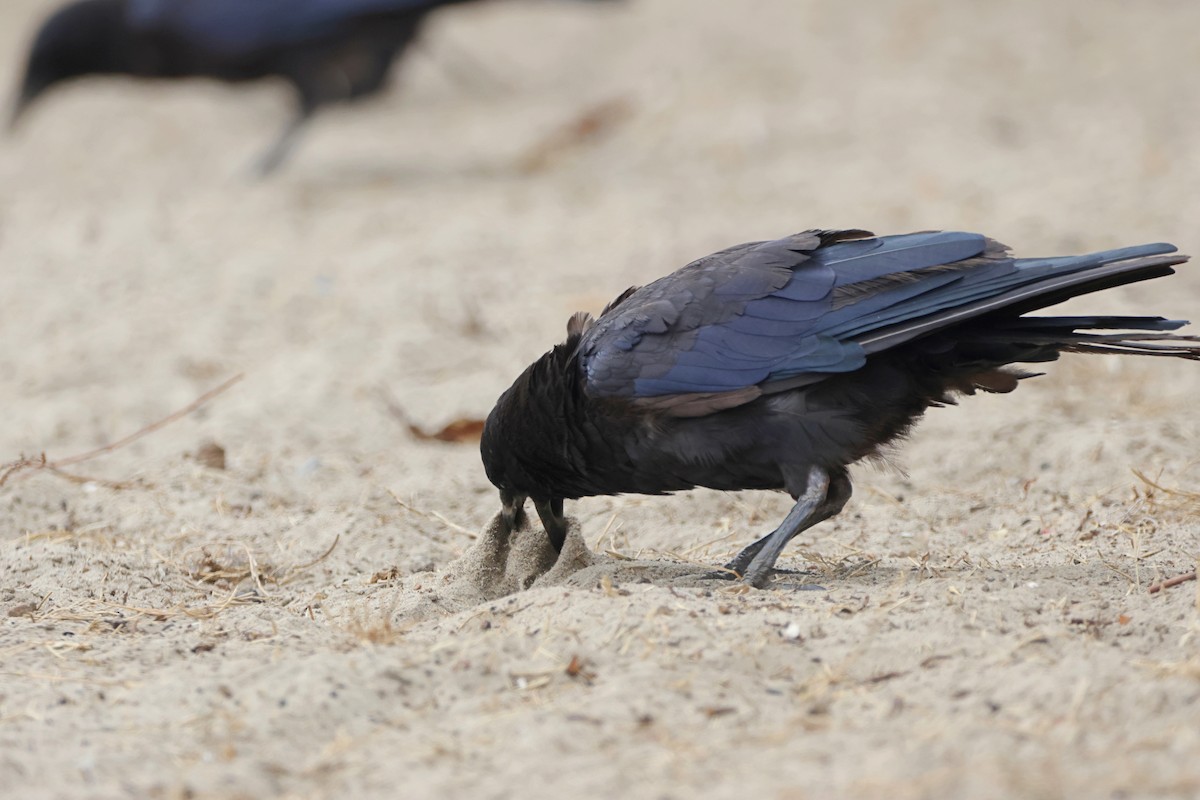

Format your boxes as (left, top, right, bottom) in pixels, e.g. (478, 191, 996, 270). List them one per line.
(0, 374, 244, 488)
(0, 454, 45, 486)
(1132, 468, 1200, 502)
(387, 490, 477, 540)
(54, 374, 245, 468)
(41, 464, 133, 490)
(242, 543, 269, 597)
(590, 513, 617, 549)
(278, 535, 341, 585)
(681, 526, 743, 558)
(1147, 571, 1197, 594)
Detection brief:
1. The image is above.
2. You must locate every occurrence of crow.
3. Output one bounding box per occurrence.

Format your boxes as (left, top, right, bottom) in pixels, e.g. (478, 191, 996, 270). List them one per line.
(10, 0, 613, 174)
(481, 229, 1198, 587)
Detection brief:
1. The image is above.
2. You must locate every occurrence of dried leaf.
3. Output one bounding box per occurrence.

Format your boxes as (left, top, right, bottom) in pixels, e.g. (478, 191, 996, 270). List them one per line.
(377, 387, 485, 444)
(408, 418, 486, 444)
(195, 440, 226, 470)
(565, 655, 596, 682)
(369, 567, 401, 585)
(7, 603, 37, 618)
(702, 706, 736, 718)
(518, 96, 635, 173)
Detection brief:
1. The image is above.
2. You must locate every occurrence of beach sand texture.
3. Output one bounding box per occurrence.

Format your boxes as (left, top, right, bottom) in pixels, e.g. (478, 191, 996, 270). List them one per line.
(2, 1, 1200, 797)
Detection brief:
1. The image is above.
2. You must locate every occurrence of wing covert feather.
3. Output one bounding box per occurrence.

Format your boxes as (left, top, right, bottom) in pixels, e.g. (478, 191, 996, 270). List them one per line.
(580, 230, 990, 399)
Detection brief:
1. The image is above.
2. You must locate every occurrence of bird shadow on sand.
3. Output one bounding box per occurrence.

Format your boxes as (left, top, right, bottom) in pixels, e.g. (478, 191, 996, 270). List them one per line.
(387, 513, 828, 624)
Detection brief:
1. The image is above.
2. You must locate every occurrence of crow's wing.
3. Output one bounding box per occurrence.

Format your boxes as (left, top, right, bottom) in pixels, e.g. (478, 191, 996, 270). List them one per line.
(127, 0, 440, 55)
(579, 229, 984, 397)
(578, 229, 1182, 408)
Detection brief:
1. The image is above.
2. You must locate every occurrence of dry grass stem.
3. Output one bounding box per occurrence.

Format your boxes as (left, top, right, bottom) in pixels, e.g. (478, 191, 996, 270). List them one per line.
(388, 490, 477, 540)
(0, 373, 244, 488)
(179, 536, 340, 592)
(1147, 571, 1198, 595)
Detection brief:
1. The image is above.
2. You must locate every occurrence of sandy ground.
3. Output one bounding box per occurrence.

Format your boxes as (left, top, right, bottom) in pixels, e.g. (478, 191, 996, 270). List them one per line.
(2, 0, 1200, 797)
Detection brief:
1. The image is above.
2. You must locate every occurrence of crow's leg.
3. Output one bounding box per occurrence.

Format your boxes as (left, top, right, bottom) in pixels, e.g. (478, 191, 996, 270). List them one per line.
(533, 497, 568, 553)
(723, 467, 851, 588)
(722, 468, 849, 574)
(253, 109, 312, 177)
(721, 533, 774, 577)
(739, 468, 827, 587)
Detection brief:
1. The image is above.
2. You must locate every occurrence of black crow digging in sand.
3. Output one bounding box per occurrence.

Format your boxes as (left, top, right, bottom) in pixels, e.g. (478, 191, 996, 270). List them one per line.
(481, 229, 1199, 587)
(11, 0, 614, 174)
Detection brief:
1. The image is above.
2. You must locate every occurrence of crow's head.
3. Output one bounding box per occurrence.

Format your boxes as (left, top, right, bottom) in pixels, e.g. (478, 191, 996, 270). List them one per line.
(480, 382, 531, 533)
(481, 319, 595, 526)
(481, 357, 558, 529)
(11, 0, 130, 128)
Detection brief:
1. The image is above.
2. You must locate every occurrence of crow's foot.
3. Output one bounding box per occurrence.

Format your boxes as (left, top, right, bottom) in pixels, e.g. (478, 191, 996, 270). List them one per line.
(702, 564, 824, 590)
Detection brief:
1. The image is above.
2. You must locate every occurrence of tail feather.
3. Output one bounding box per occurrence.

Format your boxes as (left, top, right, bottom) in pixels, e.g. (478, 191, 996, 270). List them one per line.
(859, 248, 1189, 355)
(1001, 315, 1187, 331)
(969, 315, 1200, 361)
(1066, 343, 1200, 358)
(989, 253, 1185, 318)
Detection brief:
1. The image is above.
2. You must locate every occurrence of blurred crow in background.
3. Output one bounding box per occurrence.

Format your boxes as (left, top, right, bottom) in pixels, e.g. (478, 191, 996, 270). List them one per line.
(482, 229, 1198, 587)
(11, 0, 616, 174)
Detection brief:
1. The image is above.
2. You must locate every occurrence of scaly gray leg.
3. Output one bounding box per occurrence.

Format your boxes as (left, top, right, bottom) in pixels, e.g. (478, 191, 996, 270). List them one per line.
(722, 467, 851, 588)
(740, 467, 828, 587)
(252, 111, 311, 177)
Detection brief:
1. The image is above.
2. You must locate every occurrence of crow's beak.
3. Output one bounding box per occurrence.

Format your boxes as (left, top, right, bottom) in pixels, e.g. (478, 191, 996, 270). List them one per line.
(499, 491, 528, 532)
